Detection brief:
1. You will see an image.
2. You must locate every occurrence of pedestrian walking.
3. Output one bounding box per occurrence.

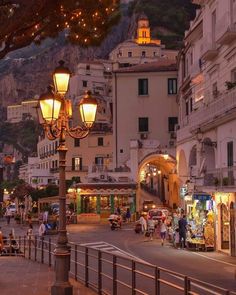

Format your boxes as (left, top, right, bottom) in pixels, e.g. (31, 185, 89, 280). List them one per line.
(126, 208, 131, 222)
(5, 207, 11, 225)
(160, 220, 167, 246)
(38, 221, 46, 248)
(27, 224, 34, 246)
(147, 217, 155, 241)
(139, 215, 147, 234)
(178, 214, 187, 249)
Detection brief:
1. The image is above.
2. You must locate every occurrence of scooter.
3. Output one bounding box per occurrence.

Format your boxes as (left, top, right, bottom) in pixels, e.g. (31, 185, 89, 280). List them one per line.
(109, 218, 121, 231)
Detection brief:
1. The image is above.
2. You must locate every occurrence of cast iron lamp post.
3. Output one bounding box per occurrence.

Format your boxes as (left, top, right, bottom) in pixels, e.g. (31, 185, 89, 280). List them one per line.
(38, 60, 98, 295)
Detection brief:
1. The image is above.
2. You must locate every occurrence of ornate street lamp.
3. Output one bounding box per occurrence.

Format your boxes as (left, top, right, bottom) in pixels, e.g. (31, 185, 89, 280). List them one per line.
(38, 60, 97, 295)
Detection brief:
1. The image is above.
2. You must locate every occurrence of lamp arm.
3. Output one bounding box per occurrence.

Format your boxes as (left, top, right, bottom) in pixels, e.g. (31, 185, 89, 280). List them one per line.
(43, 123, 61, 140)
(67, 125, 89, 139)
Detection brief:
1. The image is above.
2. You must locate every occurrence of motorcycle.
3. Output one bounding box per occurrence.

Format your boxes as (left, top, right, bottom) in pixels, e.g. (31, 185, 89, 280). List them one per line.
(108, 217, 121, 231)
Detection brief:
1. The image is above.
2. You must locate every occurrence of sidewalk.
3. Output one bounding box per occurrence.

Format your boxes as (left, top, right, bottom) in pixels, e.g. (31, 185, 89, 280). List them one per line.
(0, 256, 96, 295)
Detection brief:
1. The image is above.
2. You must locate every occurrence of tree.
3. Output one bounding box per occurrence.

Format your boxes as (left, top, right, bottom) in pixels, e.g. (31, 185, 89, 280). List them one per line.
(0, 0, 120, 59)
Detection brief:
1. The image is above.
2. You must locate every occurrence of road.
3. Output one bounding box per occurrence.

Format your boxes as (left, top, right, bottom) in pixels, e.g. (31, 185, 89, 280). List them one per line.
(1, 220, 236, 294)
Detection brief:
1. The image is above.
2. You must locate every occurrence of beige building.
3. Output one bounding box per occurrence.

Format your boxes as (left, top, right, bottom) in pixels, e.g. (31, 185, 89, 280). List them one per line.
(113, 60, 179, 209)
(7, 99, 38, 123)
(109, 14, 177, 69)
(177, 0, 236, 256)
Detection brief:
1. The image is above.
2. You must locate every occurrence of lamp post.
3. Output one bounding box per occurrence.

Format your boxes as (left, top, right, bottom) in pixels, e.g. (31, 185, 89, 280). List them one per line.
(38, 60, 98, 295)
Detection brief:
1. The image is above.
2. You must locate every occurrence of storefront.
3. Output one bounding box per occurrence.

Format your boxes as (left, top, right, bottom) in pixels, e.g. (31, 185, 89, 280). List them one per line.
(214, 192, 236, 256)
(72, 183, 137, 223)
(186, 193, 215, 251)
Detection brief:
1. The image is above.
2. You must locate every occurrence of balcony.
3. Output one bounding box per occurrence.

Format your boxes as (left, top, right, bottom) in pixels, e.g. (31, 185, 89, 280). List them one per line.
(201, 39, 218, 61)
(50, 167, 59, 173)
(216, 14, 236, 45)
(190, 87, 236, 131)
(66, 166, 88, 173)
(202, 167, 236, 188)
(90, 123, 112, 134)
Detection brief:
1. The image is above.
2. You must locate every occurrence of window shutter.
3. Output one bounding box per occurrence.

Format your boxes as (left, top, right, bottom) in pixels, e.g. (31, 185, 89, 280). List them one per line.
(72, 158, 75, 170)
(79, 158, 83, 171)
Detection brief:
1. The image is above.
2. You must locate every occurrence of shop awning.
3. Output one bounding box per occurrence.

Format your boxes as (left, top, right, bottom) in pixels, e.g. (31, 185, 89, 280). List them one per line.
(193, 193, 212, 201)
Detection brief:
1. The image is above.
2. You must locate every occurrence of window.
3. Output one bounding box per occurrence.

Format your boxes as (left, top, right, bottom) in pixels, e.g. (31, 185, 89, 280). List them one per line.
(82, 80, 87, 87)
(120, 149, 123, 153)
(128, 51, 132, 57)
(168, 78, 177, 94)
(72, 157, 82, 171)
(227, 141, 233, 167)
(168, 117, 178, 132)
(95, 157, 104, 165)
(138, 78, 148, 95)
(212, 82, 218, 98)
(185, 100, 189, 116)
(86, 65, 90, 71)
(74, 138, 80, 147)
(98, 137, 104, 146)
(141, 51, 146, 57)
(231, 68, 236, 82)
(139, 117, 149, 132)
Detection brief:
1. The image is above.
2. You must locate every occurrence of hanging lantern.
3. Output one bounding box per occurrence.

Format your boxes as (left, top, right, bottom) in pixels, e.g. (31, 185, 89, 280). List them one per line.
(79, 91, 98, 128)
(53, 60, 71, 94)
(39, 86, 62, 124)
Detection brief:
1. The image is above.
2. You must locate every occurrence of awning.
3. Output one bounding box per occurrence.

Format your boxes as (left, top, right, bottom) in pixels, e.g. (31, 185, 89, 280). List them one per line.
(193, 193, 212, 201)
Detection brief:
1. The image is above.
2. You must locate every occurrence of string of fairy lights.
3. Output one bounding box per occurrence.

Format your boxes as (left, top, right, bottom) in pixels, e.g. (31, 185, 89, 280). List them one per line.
(0, 0, 120, 58)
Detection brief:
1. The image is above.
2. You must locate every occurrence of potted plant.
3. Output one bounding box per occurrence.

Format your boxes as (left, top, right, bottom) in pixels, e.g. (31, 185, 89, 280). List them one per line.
(225, 81, 236, 90)
(222, 177, 229, 186)
(214, 177, 219, 186)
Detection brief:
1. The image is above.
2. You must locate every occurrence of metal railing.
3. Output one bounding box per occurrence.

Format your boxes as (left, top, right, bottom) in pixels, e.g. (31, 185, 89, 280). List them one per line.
(9, 235, 236, 295)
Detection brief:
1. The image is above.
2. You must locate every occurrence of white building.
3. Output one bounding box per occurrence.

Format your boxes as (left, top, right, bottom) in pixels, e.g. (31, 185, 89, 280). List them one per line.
(19, 157, 55, 187)
(177, 0, 236, 256)
(109, 14, 177, 69)
(7, 99, 38, 123)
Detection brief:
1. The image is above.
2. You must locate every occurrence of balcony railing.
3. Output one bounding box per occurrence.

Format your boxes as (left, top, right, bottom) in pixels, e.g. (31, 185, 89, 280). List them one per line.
(216, 13, 236, 45)
(203, 167, 236, 187)
(178, 87, 236, 141)
(201, 37, 218, 60)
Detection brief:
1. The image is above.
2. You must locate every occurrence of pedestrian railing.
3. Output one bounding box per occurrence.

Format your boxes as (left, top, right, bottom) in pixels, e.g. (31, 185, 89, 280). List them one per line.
(10, 236, 236, 295)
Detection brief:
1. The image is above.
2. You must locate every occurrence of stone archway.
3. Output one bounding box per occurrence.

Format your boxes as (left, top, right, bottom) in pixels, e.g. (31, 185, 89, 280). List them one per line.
(137, 153, 178, 211)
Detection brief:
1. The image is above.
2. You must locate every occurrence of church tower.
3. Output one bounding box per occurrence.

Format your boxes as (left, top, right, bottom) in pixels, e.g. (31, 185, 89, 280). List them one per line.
(136, 13, 151, 44)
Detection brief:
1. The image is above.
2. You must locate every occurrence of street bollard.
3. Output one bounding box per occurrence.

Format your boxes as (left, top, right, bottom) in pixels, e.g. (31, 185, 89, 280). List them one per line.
(113, 255, 117, 295)
(49, 238, 51, 267)
(28, 236, 31, 259)
(85, 247, 89, 287)
(132, 260, 136, 295)
(75, 244, 78, 281)
(155, 267, 160, 295)
(23, 236, 26, 257)
(41, 237, 44, 264)
(34, 236, 37, 261)
(184, 276, 190, 295)
(98, 250, 102, 295)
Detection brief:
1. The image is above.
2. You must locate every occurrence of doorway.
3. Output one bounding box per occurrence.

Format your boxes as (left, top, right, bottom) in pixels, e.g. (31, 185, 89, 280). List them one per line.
(221, 204, 230, 249)
(230, 202, 236, 256)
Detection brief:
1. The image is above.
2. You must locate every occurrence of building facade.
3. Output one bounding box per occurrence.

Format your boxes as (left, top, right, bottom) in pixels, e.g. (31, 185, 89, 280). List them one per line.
(7, 99, 38, 123)
(113, 60, 179, 210)
(109, 14, 177, 69)
(177, 0, 236, 256)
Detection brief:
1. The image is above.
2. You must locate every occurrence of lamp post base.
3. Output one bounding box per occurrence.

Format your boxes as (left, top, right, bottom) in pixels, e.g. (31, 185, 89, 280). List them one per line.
(51, 283, 73, 295)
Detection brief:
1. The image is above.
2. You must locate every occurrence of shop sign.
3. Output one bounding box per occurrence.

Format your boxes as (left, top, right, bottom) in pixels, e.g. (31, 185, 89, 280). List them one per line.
(193, 193, 211, 201)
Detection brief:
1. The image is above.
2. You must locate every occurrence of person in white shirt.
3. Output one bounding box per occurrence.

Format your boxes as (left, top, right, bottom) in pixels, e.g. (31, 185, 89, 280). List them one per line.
(38, 221, 46, 247)
(160, 220, 168, 246)
(139, 215, 147, 234)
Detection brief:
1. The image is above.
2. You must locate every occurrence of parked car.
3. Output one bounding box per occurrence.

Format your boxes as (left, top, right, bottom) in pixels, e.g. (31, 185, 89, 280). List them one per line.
(8, 204, 16, 216)
(148, 208, 170, 224)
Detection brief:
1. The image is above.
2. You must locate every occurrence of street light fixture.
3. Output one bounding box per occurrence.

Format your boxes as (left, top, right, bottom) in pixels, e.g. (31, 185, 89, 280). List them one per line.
(38, 60, 98, 295)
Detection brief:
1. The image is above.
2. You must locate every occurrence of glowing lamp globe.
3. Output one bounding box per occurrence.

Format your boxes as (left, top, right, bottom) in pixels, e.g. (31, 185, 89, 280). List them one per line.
(79, 91, 98, 129)
(53, 60, 71, 94)
(39, 86, 62, 124)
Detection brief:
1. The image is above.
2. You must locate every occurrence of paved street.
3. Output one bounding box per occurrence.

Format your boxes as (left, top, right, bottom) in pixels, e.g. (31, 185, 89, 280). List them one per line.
(1, 219, 236, 294)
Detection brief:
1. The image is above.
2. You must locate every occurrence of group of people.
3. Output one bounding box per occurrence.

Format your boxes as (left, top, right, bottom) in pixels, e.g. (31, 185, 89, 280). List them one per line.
(0, 227, 20, 255)
(137, 213, 188, 248)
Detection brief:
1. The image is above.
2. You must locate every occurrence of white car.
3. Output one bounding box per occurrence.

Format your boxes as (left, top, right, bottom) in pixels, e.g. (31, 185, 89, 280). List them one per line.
(8, 204, 16, 216)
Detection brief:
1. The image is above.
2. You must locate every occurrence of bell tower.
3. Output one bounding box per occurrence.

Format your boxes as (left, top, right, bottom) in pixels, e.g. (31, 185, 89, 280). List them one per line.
(137, 13, 151, 44)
